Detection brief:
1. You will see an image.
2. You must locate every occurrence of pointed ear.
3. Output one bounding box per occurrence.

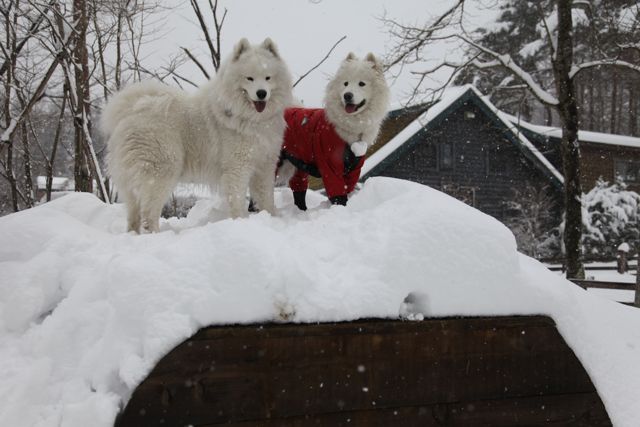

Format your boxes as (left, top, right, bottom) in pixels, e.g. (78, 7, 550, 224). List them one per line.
(345, 52, 356, 61)
(261, 37, 280, 58)
(365, 52, 382, 72)
(233, 38, 251, 61)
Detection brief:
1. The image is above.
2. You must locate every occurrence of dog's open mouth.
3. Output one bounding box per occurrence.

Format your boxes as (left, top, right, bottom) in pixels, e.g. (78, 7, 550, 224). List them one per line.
(253, 101, 266, 113)
(345, 99, 366, 114)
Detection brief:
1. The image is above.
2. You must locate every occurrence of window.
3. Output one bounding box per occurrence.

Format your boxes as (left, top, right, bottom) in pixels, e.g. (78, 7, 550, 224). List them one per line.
(439, 142, 454, 171)
(486, 145, 509, 175)
(614, 160, 640, 183)
(416, 141, 437, 170)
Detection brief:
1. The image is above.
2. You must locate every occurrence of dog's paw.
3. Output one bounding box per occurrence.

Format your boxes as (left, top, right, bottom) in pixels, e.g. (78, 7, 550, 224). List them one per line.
(350, 141, 368, 157)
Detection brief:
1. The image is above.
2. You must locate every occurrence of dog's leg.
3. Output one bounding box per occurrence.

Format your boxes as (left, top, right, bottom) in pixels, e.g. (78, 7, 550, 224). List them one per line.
(249, 166, 276, 215)
(221, 168, 252, 219)
(139, 192, 165, 233)
(124, 190, 141, 233)
(138, 177, 175, 233)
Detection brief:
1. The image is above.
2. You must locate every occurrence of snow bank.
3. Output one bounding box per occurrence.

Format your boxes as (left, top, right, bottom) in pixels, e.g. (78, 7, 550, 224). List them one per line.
(1, 177, 640, 426)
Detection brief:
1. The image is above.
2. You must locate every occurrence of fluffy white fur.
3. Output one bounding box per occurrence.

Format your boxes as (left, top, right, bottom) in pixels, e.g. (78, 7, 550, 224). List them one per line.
(324, 52, 390, 153)
(102, 38, 293, 233)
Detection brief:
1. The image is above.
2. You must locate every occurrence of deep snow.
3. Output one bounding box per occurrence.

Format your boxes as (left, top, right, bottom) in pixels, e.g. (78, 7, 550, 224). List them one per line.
(2, 177, 640, 426)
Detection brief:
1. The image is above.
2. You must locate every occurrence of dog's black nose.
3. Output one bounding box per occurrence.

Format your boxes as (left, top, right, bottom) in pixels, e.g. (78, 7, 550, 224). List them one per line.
(256, 90, 267, 100)
(343, 92, 353, 102)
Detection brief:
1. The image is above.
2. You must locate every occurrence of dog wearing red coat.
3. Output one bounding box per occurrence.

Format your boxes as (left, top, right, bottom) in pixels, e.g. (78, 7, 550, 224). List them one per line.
(277, 53, 390, 210)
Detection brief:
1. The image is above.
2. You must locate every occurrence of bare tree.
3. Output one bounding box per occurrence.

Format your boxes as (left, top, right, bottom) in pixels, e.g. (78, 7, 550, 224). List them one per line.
(383, 0, 640, 278)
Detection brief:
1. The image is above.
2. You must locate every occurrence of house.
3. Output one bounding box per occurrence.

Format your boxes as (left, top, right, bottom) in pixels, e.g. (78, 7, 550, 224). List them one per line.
(507, 117, 640, 193)
(35, 176, 74, 201)
(362, 85, 565, 222)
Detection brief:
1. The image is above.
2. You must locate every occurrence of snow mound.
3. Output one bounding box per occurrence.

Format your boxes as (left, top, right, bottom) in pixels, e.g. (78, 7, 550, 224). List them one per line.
(1, 177, 640, 426)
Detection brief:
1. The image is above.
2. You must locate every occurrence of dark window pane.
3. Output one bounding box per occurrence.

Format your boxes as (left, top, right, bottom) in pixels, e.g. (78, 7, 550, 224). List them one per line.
(440, 142, 453, 171)
(487, 145, 509, 175)
(615, 160, 640, 183)
(424, 141, 437, 169)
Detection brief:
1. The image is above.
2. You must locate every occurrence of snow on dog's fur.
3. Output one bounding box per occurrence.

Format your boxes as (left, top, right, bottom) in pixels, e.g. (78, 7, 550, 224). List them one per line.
(101, 38, 293, 233)
(277, 52, 389, 208)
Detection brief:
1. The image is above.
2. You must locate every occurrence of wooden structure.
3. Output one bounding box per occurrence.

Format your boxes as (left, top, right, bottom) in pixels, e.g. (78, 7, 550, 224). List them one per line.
(115, 316, 610, 426)
(516, 123, 640, 193)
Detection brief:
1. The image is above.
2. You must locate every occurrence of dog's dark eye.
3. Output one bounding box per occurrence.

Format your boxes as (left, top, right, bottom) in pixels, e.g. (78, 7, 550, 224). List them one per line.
(359, 81, 366, 87)
(247, 77, 254, 81)
(343, 82, 348, 87)
(266, 76, 271, 81)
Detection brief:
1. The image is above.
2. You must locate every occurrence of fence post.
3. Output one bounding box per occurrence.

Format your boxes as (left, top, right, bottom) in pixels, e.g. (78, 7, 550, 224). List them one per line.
(617, 243, 629, 274)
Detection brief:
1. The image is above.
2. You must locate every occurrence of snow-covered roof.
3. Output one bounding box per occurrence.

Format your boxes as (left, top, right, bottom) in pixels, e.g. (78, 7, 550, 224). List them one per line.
(363, 85, 564, 185)
(505, 113, 640, 149)
(36, 176, 71, 191)
(2, 181, 640, 426)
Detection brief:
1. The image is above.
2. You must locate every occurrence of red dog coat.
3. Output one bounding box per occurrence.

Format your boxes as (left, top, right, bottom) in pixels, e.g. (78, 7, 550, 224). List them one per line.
(281, 107, 364, 201)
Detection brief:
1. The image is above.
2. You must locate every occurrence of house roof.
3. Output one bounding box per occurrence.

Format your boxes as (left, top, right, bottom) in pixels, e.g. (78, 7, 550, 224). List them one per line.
(503, 114, 640, 149)
(362, 85, 565, 187)
(36, 176, 71, 191)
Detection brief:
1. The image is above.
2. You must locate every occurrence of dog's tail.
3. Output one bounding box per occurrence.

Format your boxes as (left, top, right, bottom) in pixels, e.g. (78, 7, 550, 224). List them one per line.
(99, 80, 175, 138)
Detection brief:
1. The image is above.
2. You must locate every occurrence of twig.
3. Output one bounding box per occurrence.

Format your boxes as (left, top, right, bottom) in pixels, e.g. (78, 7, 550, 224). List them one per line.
(181, 46, 210, 79)
(293, 35, 346, 88)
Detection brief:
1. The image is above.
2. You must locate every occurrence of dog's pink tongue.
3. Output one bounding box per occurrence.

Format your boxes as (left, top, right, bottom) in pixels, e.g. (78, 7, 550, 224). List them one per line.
(254, 101, 266, 113)
(345, 103, 357, 114)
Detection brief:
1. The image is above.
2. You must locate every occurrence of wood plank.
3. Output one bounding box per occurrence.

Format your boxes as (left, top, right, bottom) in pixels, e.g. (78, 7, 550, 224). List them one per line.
(212, 393, 609, 427)
(115, 316, 610, 426)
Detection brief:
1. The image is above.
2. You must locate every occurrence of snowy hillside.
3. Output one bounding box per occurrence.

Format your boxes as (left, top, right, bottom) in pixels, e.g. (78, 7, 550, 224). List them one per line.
(1, 177, 640, 426)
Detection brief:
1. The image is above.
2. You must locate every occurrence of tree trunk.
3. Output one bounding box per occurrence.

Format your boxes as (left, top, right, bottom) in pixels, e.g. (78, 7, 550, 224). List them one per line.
(631, 84, 638, 136)
(554, 0, 584, 279)
(610, 70, 618, 134)
(21, 121, 33, 207)
(588, 70, 595, 130)
(73, 0, 92, 193)
(47, 86, 67, 201)
(4, 6, 18, 212)
(597, 80, 604, 131)
(6, 142, 19, 211)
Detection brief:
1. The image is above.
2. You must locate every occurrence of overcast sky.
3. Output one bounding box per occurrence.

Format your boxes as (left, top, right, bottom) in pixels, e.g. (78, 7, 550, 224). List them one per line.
(149, 0, 494, 106)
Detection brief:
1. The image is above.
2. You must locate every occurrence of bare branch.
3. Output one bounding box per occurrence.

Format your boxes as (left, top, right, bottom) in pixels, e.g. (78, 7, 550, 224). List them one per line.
(382, 0, 465, 71)
(0, 0, 56, 77)
(1, 50, 64, 153)
(570, 59, 640, 79)
(293, 35, 346, 88)
(181, 46, 210, 79)
(190, 0, 220, 70)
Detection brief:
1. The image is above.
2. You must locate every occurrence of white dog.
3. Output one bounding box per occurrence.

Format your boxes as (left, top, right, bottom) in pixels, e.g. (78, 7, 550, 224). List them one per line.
(277, 53, 389, 209)
(101, 38, 293, 233)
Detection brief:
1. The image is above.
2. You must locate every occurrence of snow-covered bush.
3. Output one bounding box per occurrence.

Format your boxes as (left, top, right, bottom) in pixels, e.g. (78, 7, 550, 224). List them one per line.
(581, 178, 640, 258)
(503, 184, 561, 259)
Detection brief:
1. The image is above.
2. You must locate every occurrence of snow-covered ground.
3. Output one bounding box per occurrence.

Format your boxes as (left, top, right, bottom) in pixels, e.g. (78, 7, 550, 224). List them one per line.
(2, 177, 640, 426)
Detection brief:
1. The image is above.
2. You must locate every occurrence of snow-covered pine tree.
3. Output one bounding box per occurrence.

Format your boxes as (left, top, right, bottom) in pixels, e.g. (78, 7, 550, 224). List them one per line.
(582, 178, 640, 258)
(455, 0, 640, 134)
